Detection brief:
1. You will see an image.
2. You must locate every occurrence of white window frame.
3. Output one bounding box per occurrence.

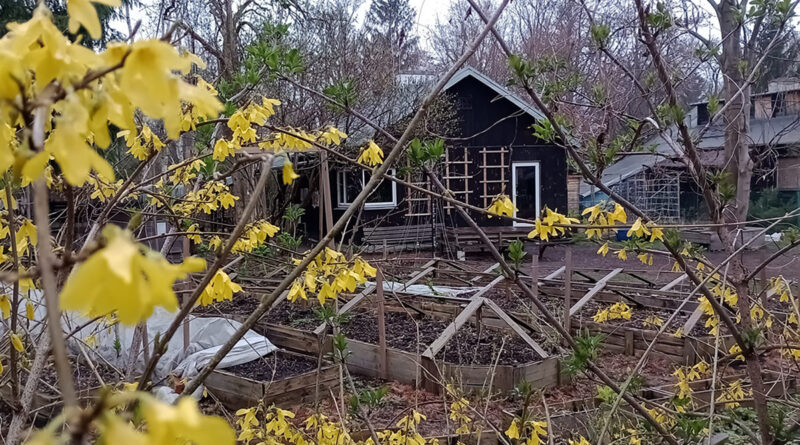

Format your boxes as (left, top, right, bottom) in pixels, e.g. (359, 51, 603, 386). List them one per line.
(511, 161, 541, 227)
(336, 169, 397, 210)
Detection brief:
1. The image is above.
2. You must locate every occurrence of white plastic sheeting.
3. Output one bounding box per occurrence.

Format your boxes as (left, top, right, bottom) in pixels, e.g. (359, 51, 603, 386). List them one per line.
(14, 291, 276, 401)
(381, 280, 479, 297)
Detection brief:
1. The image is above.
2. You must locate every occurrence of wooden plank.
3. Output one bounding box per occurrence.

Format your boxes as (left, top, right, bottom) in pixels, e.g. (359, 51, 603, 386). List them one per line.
(470, 262, 499, 282)
(401, 266, 435, 289)
(682, 305, 705, 335)
(564, 248, 573, 334)
(569, 268, 624, 317)
(483, 298, 548, 358)
(660, 274, 688, 291)
(543, 266, 565, 281)
(423, 298, 485, 358)
(471, 275, 504, 299)
(376, 269, 388, 379)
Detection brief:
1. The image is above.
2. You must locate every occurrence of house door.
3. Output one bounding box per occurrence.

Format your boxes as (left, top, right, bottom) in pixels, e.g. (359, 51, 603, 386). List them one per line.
(512, 162, 540, 227)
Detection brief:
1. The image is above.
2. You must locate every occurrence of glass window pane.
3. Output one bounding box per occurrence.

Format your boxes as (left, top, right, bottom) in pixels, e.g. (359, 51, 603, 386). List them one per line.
(367, 177, 393, 204)
(514, 164, 539, 220)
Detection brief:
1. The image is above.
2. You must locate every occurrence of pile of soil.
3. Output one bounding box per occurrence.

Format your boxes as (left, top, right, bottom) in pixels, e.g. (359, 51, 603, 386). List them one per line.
(224, 351, 318, 381)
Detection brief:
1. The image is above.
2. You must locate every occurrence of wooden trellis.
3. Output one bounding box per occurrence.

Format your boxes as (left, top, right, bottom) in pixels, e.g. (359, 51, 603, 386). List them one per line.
(479, 147, 509, 207)
(443, 146, 470, 214)
(405, 172, 432, 217)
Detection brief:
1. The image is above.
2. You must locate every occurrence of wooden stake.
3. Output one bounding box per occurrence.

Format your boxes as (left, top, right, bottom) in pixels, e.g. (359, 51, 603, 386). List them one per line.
(376, 269, 388, 379)
(531, 245, 540, 297)
(319, 152, 334, 247)
(182, 236, 191, 352)
(564, 246, 573, 337)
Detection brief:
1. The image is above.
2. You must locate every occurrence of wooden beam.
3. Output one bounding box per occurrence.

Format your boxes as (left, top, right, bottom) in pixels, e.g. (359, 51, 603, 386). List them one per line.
(483, 299, 548, 358)
(422, 297, 484, 359)
(627, 271, 657, 287)
(376, 269, 388, 379)
(401, 266, 435, 289)
(564, 248, 573, 334)
(470, 262, 500, 282)
(681, 306, 704, 337)
(569, 268, 624, 317)
(542, 266, 566, 281)
(660, 274, 688, 291)
(471, 275, 504, 299)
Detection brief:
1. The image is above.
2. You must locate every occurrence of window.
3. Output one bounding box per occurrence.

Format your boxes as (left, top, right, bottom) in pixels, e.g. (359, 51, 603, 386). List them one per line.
(336, 169, 397, 209)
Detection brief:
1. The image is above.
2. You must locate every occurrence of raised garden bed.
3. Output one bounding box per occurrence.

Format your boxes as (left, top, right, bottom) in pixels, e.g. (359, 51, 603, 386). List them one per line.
(205, 350, 338, 409)
(0, 355, 122, 418)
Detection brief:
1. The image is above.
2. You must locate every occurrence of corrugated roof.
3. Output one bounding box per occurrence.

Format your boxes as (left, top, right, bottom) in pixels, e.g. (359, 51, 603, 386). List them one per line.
(580, 114, 800, 197)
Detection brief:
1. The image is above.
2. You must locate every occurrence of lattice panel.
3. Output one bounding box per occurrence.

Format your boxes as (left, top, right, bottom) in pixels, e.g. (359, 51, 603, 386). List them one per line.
(479, 147, 510, 207)
(444, 146, 471, 214)
(405, 172, 431, 217)
(612, 170, 680, 223)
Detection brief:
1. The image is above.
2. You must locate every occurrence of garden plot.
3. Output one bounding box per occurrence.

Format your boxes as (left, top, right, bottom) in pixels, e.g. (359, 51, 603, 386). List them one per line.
(205, 350, 338, 409)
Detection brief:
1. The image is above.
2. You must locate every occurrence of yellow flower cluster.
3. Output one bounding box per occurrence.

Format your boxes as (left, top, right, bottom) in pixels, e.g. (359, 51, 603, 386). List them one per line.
(231, 220, 281, 253)
(60, 226, 206, 325)
(173, 181, 239, 216)
(716, 379, 750, 409)
(582, 201, 627, 238)
(487, 194, 516, 218)
(30, 391, 235, 445)
(236, 405, 441, 445)
(287, 249, 376, 305)
(0, 5, 222, 186)
(198, 270, 242, 306)
(212, 98, 281, 161)
(357, 140, 384, 166)
(505, 417, 547, 445)
(168, 159, 207, 186)
(592, 301, 632, 323)
(643, 315, 664, 328)
(672, 361, 709, 404)
(118, 125, 166, 161)
(527, 207, 579, 241)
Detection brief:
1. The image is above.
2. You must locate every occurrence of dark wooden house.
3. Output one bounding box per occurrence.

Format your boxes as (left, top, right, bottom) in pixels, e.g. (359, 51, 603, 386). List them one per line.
(317, 67, 568, 253)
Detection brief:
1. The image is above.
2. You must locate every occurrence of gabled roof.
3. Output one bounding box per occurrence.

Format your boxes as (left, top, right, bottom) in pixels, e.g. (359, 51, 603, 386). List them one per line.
(443, 66, 547, 122)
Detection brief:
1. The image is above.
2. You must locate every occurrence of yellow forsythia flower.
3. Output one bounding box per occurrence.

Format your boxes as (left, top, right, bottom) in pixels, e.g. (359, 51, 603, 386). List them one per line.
(198, 270, 243, 306)
(10, 333, 24, 352)
(487, 195, 516, 218)
(26, 301, 35, 320)
(597, 242, 609, 257)
(68, 0, 121, 39)
(60, 226, 206, 325)
(0, 295, 9, 319)
(505, 419, 520, 439)
(357, 141, 384, 166)
(283, 159, 300, 185)
(627, 218, 651, 238)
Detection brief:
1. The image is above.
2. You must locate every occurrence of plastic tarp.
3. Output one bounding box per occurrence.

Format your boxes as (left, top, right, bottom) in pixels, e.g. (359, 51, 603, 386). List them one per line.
(14, 291, 276, 401)
(381, 280, 479, 297)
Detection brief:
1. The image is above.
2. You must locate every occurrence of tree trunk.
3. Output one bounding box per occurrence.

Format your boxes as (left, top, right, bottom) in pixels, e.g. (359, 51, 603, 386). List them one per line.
(719, 0, 754, 227)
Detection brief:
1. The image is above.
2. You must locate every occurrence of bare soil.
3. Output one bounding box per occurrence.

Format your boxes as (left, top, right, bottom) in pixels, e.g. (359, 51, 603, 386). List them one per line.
(341, 308, 551, 365)
(224, 351, 318, 382)
(41, 356, 121, 396)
